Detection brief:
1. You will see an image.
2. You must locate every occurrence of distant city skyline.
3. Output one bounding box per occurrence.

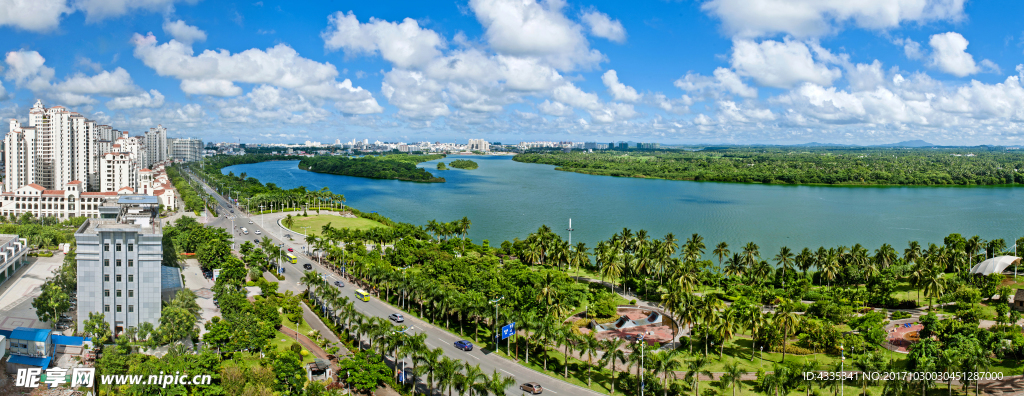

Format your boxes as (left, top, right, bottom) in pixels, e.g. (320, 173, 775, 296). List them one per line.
(1, 1, 1023, 145)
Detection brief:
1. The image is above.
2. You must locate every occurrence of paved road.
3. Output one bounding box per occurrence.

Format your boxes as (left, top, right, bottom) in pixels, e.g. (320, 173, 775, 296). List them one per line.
(184, 169, 603, 396)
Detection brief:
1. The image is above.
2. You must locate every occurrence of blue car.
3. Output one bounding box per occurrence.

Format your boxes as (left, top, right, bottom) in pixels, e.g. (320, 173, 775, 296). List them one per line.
(454, 340, 473, 351)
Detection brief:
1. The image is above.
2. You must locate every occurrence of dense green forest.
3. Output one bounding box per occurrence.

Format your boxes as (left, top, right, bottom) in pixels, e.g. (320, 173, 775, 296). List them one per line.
(299, 154, 446, 182)
(514, 147, 1024, 186)
(448, 159, 479, 170)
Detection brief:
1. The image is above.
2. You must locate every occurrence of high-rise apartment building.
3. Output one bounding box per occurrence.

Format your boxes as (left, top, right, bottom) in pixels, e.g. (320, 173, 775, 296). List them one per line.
(168, 138, 204, 163)
(468, 139, 490, 152)
(75, 195, 180, 335)
(142, 125, 168, 168)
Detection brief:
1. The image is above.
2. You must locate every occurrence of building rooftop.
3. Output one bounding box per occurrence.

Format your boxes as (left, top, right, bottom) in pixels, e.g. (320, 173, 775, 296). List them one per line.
(162, 266, 183, 290)
(11, 327, 49, 342)
(118, 195, 158, 205)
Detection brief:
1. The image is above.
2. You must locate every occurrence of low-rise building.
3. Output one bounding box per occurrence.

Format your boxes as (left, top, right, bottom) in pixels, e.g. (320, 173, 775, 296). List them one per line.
(4, 327, 53, 373)
(0, 234, 28, 287)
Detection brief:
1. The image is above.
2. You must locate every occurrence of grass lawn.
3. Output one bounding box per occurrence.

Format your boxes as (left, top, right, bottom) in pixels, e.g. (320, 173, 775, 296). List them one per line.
(281, 315, 316, 336)
(270, 331, 317, 364)
(288, 214, 387, 237)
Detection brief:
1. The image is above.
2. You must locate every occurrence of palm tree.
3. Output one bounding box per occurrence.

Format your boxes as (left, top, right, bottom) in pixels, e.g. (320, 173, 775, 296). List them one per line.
(796, 247, 814, 276)
(922, 271, 946, 310)
(579, 332, 602, 386)
(436, 356, 465, 396)
(724, 253, 745, 281)
(720, 361, 744, 396)
(713, 242, 730, 266)
(455, 364, 486, 396)
(774, 246, 794, 284)
(599, 338, 627, 395)
(774, 301, 801, 362)
(648, 350, 683, 396)
(283, 214, 295, 230)
(555, 324, 578, 378)
(715, 308, 738, 358)
(414, 347, 444, 396)
(741, 241, 760, 269)
(685, 356, 712, 396)
(482, 369, 515, 396)
(744, 304, 765, 361)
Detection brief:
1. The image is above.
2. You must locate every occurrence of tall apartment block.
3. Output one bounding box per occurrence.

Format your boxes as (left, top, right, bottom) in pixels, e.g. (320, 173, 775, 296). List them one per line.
(75, 196, 181, 335)
(168, 138, 204, 163)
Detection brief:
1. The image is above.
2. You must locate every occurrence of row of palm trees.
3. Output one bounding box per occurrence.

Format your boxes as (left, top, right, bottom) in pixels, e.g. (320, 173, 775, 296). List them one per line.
(299, 271, 520, 395)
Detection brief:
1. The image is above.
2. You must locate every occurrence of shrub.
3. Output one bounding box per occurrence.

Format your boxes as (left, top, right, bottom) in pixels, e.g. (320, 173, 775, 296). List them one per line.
(300, 350, 310, 357)
(890, 311, 911, 320)
(771, 343, 813, 355)
(593, 297, 618, 318)
(290, 342, 302, 354)
(629, 299, 637, 305)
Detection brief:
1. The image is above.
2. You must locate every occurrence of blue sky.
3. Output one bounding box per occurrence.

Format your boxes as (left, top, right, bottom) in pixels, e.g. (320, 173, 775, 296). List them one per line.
(1, 0, 1022, 145)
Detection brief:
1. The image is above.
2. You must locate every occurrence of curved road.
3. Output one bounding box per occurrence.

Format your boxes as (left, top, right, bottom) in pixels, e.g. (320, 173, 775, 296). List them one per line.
(186, 170, 604, 396)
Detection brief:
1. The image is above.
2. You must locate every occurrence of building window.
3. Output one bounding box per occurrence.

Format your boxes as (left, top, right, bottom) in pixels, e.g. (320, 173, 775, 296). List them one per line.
(104, 274, 110, 282)
(128, 290, 133, 297)
(128, 275, 133, 282)
(116, 259, 122, 267)
(116, 305, 121, 312)
(104, 243, 110, 251)
(104, 305, 109, 312)
(127, 259, 133, 267)
(116, 274, 122, 282)
(116, 289, 121, 297)
(128, 244, 134, 251)
(104, 259, 109, 266)
(128, 305, 134, 313)
(116, 243, 121, 251)
(104, 290, 110, 297)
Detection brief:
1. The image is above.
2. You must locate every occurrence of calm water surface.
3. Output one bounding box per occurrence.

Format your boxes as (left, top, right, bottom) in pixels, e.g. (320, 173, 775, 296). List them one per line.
(224, 156, 1024, 255)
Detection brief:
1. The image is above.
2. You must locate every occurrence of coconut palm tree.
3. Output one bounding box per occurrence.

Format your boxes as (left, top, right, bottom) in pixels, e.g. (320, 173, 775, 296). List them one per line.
(685, 356, 712, 396)
(482, 369, 515, 396)
(713, 242, 730, 266)
(773, 301, 801, 362)
(774, 246, 794, 284)
(720, 361, 744, 396)
(555, 324, 578, 378)
(414, 347, 444, 396)
(579, 331, 602, 386)
(599, 338, 627, 395)
(436, 356, 464, 396)
(455, 364, 486, 396)
(648, 350, 683, 396)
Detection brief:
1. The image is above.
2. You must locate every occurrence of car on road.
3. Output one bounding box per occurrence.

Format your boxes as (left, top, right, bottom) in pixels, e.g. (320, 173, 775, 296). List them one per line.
(334, 280, 345, 287)
(454, 340, 473, 351)
(520, 383, 543, 394)
(230, 210, 234, 213)
(248, 220, 254, 224)
(388, 313, 404, 322)
(255, 230, 262, 235)
(303, 263, 313, 270)
(287, 248, 294, 252)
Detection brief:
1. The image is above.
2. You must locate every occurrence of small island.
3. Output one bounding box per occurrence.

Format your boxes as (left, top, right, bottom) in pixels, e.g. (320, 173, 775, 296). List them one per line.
(448, 159, 479, 170)
(437, 162, 448, 170)
(299, 154, 446, 183)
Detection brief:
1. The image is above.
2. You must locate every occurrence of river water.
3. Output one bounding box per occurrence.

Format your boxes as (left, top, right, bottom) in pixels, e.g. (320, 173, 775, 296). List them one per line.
(223, 156, 1024, 256)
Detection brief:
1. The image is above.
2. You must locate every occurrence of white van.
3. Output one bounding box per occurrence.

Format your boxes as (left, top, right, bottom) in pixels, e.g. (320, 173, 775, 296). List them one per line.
(241, 227, 249, 235)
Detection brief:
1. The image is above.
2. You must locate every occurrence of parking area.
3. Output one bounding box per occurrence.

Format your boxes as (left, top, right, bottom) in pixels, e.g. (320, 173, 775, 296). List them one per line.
(180, 259, 221, 336)
(0, 254, 65, 331)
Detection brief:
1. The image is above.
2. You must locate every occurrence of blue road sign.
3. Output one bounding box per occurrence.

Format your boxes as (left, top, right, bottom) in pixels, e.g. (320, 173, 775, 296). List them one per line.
(501, 322, 516, 340)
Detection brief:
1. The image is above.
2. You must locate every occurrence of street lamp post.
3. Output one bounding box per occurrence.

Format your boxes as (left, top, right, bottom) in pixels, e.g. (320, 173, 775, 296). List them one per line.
(638, 334, 645, 396)
(840, 345, 845, 396)
(489, 296, 504, 349)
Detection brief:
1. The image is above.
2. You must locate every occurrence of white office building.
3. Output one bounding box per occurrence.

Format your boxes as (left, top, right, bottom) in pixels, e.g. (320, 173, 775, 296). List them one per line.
(168, 138, 204, 163)
(75, 196, 181, 336)
(468, 139, 490, 152)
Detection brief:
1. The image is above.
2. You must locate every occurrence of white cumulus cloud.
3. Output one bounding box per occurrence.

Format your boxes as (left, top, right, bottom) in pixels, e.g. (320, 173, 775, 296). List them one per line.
(106, 89, 165, 109)
(469, 0, 603, 71)
(74, 0, 199, 23)
(581, 10, 626, 43)
(928, 32, 998, 77)
(321, 11, 444, 69)
(731, 38, 841, 88)
(701, 0, 966, 38)
(601, 70, 641, 102)
(162, 19, 207, 45)
(0, 0, 71, 32)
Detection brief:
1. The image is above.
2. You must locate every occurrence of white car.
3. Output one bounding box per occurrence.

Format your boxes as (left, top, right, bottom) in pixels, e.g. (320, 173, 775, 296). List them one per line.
(248, 220, 254, 224)
(255, 230, 262, 235)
